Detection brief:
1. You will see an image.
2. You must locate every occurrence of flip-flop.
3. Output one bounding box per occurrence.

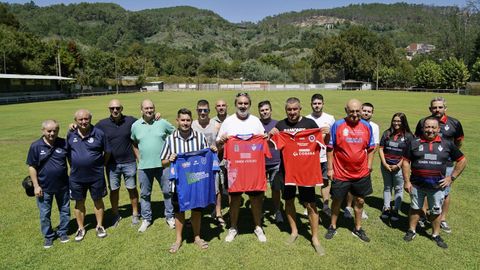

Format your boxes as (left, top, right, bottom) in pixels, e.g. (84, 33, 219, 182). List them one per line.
(169, 242, 182, 254)
(286, 234, 298, 245)
(312, 242, 326, 256)
(194, 238, 209, 250)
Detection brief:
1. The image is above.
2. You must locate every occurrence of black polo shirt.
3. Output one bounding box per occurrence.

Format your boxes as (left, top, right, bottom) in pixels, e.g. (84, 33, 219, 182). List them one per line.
(95, 115, 137, 164)
(415, 114, 464, 143)
(66, 126, 110, 183)
(403, 136, 464, 190)
(26, 137, 69, 193)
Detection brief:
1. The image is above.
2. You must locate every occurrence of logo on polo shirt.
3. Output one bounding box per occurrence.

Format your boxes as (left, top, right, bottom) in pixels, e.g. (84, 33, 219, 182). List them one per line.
(438, 145, 443, 152)
(73, 138, 78, 143)
(201, 157, 207, 165)
(419, 145, 424, 151)
(40, 150, 46, 155)
(445, 125, 450, 131)
(181, 162, 191, 168)
(308, 135, 315, 142)
(55, 149, 62, 154)
(88, 138, 94, 143)
(342, 128, 349, 136)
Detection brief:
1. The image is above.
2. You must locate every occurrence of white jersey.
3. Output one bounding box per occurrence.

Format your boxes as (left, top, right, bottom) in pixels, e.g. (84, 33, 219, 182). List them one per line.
(306, 112, 335, 162)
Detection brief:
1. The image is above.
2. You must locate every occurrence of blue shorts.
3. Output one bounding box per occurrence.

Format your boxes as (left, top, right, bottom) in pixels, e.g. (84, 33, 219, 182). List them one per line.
(107, 162, 137, 191)
(443, 166, 454, 197)
(70, 180, 107, 201)
(410, 186, 444, 215)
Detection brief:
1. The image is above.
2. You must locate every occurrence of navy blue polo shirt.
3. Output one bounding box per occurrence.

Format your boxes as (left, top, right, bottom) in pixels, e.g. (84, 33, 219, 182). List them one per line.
(26, 137, 69, 193)
(66, 126, 111, 183)
(403, 136, 464, 190)
(95, 115, 137, 164)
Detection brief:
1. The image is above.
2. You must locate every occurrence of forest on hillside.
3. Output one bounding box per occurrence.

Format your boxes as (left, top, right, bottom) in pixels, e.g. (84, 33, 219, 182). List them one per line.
(1, 1, 480, 89)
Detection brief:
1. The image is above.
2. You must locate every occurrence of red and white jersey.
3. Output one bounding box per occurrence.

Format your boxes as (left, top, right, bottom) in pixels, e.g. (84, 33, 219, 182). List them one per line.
(224, 134, 271, 192)
(271, 129, 325, 187)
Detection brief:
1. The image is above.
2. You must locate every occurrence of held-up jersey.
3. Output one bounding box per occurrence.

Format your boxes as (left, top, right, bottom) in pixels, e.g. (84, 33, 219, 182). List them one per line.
(224, 134, 271, 192)
(271, 129, 325, 187)
(169, 149, 219, 211)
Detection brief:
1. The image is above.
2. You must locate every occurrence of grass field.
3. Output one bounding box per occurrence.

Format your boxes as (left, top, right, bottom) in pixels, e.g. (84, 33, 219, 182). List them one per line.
(0, 90, 478, 269)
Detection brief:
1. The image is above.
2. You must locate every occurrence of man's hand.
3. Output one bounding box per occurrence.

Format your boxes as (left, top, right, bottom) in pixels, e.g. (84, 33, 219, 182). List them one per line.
(68, 123, 77, 131)
(34, 185, 43, 197)
(154, 112, 162, 120)
(218, 134, 229, 144)
(320, 126, 330, 135)
(327, 169, 334, 180)
(268, 127, 279, 138)
(438, 176, 452, 189)
(168, 153, 177, 163)
(404, 181, 412, 193)
(210, 145, 218, 152)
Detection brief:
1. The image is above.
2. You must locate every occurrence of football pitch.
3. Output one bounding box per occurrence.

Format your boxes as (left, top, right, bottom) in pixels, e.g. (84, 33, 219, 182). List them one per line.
(0, 90, 478, 269)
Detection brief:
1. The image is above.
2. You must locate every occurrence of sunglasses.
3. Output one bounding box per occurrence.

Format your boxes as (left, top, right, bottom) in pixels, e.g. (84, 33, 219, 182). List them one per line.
(109, 107, 122, 111)
(236, 92, 249, 97)
(197, 108, 210, 113)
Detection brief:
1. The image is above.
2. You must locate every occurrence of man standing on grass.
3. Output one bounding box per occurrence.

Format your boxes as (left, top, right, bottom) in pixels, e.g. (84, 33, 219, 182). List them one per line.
(403, 117, 466, 249)
(95, 99, 139, 227)
(131, 99, 176, 232)
(191, 99, 224, 225)
(67, 109, 110, 241)
(343, 102, 379, 220)
(325, 99, 375, 242)
(213, 99, 228, 124)
(306, 93, 335, 216)
(414, 97, 464, 233)
(27, 120, 70, 249)
(270, 97, 325, 255)
(258, 100, 283, 223)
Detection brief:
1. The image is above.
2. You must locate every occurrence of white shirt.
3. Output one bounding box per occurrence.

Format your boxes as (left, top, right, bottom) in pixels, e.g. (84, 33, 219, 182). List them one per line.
(216, 113, 265, 141)
(306, 112, 335, 162)
(369, 121, 380, 145)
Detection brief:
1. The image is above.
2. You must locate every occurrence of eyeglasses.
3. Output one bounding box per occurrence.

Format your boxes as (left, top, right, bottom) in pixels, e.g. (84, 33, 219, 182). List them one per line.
(109, 106, 122, 111)
(197, 108, 210, 113)
(236, 92, 249, 97)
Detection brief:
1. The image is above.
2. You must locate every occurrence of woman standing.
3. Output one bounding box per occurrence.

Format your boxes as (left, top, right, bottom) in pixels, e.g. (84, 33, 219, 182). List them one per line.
(379, 113, 413, 221)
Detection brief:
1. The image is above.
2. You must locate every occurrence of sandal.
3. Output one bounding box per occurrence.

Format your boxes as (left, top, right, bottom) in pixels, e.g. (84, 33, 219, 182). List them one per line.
(169, 242, 182, 254)
(194, 238, 209, 250)
(312, 242, 326, 256)
(216, 216, 226, 227)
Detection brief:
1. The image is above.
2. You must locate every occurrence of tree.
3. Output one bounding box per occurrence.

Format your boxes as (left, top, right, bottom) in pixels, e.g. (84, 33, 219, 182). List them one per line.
(414, 60, 443, 88)
(0, 3, 20, 29)
(240, 59, 284, 82)
(471, 58, 480, 81)
(441, 57, 470, 89)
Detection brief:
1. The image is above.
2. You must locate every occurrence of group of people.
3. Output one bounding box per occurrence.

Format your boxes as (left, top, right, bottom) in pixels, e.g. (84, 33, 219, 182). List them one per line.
(27, 93, 466, 254)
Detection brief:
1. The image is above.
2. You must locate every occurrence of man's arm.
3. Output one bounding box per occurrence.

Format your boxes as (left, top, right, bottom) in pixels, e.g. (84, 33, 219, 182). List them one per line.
(402, 159, 412, 193)
(327, 149, 334, 180)
(28, 166, 42, 197)
(367, 148, 374, 172)
(132, 142, 140, 161)
(439, 157, 467, 188)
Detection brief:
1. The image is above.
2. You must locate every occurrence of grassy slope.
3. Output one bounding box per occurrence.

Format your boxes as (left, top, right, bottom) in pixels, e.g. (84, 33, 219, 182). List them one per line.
(0, 90, 478, 269)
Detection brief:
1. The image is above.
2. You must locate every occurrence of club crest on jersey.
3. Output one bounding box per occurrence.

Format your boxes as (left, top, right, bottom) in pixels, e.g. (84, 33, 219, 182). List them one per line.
(444, 125, 450, 131)
(55, 149, 62, 154)
(40, 150, 46, 155)
(308, 135, 315, 142)
(88, 137, 94, 143)
(438, 145, 443, 152)
(251, 144, 257, 151)
(419, 145, 424, 151)
(73, 138, 78, 143)
(342, 128, 349, 136)
(181, 162, 191, 168)
(201, 157, 207, 165)
(234, 144, 239, 152)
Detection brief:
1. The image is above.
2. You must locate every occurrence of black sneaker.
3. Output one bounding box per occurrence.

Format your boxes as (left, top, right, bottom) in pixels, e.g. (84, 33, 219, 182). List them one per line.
(432, 235, 448, 249)
(403, 229, 416, 242)
(352, 228, 370, 242)
(390, 210, 400, 222)
(380, 209, 391, 219)
(418, 216, 427, 228)
(325, 226, 337, 240)
(43, 238, 54, 249)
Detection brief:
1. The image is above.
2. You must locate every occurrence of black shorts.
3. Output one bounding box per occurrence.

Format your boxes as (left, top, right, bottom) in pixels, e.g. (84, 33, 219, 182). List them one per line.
(320, 162, 329, 187)
(330, 175, 373, 200)
(229, 191, 264, 197)
(171, 189, 203, 213)
(70, 179, 107, 201)
(283, 185, 316, 203)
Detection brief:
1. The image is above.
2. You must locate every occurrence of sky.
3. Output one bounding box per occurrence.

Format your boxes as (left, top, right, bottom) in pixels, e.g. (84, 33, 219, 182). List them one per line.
(4, 0, 468, 23)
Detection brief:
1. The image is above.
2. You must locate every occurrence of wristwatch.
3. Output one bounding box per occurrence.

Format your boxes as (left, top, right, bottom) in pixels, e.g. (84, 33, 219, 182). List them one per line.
(450, 175, 457, 182)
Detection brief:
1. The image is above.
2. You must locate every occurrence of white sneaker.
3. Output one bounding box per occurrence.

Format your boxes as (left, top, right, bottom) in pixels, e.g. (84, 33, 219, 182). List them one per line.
(138, 220, 151, 233)
(254, 226, 267, 242)
(225, 228, 238, 242)
(274, 210, 284, 223)
(344, 207, 354, 219)
(362, 210, 369, 220)
(166, 217, 175, 229)
(303, 208, 308, 216)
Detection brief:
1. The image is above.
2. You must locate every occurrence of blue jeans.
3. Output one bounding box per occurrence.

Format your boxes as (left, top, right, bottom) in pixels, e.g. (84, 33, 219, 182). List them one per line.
(36, 188, 70, 240)
(138, 167, 173, 221)
(107, 162, 137, 190)
(381, 165, 404, 211)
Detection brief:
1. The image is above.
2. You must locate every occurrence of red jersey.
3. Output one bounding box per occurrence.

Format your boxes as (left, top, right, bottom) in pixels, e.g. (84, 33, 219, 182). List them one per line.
(224, 134, 271, 192)
(328, 119, 375, 181)
(271, 129, 325, 187)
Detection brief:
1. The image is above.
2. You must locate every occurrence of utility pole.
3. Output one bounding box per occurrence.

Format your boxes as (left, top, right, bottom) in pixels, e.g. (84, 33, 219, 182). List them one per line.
(3, 51, 6, 74)
(376, 57, 379, 90)
(115, 54, 119, 94)
(57, 50, 62, 77)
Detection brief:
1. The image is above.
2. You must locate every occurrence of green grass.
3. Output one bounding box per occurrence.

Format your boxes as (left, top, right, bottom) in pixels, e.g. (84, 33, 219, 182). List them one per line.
(0, 90, 478, 269)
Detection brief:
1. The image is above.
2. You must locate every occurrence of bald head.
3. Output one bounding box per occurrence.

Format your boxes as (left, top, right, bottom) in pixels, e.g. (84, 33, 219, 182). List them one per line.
(140, 99, 155, 121)
(108, 99, 123, 119)
(215, 99, 227, 117)
(345, 99, 362, 124)
(41, 119, 59, 130)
